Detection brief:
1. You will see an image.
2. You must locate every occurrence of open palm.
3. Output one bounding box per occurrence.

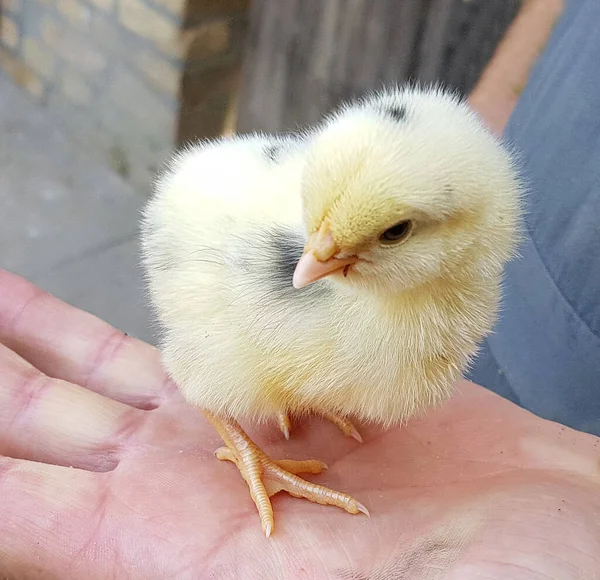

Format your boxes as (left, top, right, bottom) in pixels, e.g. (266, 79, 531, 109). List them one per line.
(1, 269, 599, 579)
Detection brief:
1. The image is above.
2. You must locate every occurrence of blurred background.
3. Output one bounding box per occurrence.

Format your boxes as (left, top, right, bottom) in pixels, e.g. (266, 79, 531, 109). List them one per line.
(0, 0, 553, 343)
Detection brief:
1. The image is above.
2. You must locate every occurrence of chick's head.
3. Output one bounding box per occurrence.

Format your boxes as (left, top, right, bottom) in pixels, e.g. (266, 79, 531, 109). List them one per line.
(294, 86, 522, 295)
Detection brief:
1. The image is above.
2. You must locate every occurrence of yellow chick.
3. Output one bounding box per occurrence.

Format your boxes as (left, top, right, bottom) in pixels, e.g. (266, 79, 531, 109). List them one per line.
(140, 85, 522, 537)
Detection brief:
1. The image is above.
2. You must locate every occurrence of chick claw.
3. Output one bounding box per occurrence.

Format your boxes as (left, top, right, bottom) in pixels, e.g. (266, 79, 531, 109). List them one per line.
(205, 412, 368, 537)
(277, 411, 363, 443)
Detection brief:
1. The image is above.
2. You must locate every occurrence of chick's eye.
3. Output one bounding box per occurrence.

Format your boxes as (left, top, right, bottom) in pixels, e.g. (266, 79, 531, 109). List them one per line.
(380, 220, 413, 244)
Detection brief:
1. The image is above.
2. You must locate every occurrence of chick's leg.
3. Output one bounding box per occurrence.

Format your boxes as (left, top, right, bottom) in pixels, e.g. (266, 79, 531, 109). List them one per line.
(277, 410, 362, 442)
(204, 411, 368, 537)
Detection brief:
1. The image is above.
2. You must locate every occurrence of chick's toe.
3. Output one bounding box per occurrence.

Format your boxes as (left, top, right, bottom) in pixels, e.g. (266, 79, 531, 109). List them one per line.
(216, 446, 327, 475)
(206, 412, 367, 537)
(276, 413, 292, 440)
(276, 411, 363, 443)
(319, 411, 363, 443)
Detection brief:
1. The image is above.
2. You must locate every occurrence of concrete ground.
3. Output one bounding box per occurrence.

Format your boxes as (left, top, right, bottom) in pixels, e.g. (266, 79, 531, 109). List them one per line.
(0, 72, 155, 343)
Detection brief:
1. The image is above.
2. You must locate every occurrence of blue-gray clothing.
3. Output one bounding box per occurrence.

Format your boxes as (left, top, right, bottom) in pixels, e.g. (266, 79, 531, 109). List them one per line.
(467, 0, 600, 436)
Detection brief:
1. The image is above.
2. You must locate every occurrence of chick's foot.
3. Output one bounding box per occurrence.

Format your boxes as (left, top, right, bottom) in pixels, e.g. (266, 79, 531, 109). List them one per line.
(204, 412, 368, 537)
(277, 411, 362, 442)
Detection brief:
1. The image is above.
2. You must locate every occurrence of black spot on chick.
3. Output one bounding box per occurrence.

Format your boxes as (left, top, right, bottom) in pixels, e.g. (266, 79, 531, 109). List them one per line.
(261, 227, 329, 301)
(264, 144, 281, 162)
(273, 230, 303, 282)
(383, 105, 407, 123)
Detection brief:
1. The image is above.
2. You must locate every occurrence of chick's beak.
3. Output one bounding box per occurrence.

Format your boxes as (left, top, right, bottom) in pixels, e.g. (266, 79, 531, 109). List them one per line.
(292, 224, 358, 289)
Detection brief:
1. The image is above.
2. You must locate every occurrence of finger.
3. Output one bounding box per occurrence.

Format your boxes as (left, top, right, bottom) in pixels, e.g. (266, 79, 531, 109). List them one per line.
(0, 268, 171, 409)
(0, 456, 105, 579)
(0, 342, 146, 471)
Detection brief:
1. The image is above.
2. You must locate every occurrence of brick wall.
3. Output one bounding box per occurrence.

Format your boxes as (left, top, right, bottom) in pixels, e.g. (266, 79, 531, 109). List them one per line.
(0, 0, 249, 189)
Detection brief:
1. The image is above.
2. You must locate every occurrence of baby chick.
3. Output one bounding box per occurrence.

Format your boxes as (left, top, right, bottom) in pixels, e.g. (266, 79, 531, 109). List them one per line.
(140, 85, 521, 537)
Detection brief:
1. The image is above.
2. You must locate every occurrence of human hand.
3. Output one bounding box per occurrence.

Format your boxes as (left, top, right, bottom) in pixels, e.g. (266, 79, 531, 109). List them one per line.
(1, 269, 598, 579)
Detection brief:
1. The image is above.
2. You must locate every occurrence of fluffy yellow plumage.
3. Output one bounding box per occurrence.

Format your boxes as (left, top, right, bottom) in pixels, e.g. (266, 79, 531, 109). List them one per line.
(140, 85, 522, 536)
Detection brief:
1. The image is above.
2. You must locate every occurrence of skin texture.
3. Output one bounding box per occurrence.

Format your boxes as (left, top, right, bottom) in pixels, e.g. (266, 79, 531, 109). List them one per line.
(1, 268, 599, 580)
